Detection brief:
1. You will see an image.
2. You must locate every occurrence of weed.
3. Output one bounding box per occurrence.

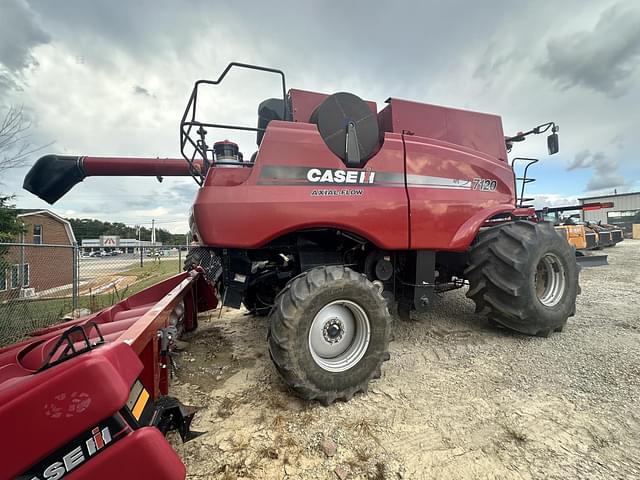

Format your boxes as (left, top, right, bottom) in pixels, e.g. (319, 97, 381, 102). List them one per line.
(504, 424, 528, 444)
(217, 397, 235, 418)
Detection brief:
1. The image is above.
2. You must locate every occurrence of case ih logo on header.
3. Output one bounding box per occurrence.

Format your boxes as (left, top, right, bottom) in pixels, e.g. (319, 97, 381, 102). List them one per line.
(24, 425, 113, 480)
(86, 426, 111, 455)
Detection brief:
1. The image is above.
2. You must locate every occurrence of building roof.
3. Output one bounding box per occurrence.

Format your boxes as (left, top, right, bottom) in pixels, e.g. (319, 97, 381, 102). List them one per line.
(578, 191, 640, 202)
(16, 209, 77, 244)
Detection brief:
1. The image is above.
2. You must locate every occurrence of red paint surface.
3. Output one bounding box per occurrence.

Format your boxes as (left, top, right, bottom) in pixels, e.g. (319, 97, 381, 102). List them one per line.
(0, 271, 216, 479)
(192, 96, 517, 250)
(0, 342, 140, 479)
(403, 134, 515, 250)
(194, 122, 410, 249)
(83, 156, 198, 176)
(379, 98, 509, 161)
(66, 427, 185, 480)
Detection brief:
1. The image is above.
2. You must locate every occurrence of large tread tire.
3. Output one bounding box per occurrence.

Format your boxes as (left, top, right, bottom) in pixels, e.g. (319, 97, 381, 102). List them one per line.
(465, 221, 579, 336)
(268, 266, 391, 405)
(183, 247, 222, 283)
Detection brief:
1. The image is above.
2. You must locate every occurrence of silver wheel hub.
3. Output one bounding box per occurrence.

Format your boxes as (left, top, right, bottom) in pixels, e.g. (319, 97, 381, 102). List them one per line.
(535, 253, 566, 307)
(308, 300, 371, 373)
(323, 318, 345, 344)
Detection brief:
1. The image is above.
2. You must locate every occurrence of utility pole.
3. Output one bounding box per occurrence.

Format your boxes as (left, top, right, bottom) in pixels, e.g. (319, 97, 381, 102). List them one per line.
(136, 224, 143, 267)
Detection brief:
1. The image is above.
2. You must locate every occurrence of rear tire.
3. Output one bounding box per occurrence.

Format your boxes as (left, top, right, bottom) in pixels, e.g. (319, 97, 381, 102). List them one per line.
(465, 221, 579, 336)
(268, 266, 391, 405)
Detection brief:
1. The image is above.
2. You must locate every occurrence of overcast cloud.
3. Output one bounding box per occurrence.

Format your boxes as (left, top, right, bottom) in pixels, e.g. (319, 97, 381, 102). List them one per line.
(538, 3, 640, 97)
(0, 0, 638, 232)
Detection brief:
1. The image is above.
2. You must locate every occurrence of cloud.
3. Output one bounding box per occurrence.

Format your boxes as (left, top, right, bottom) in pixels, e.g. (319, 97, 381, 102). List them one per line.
(567, 149, 627, 191)
(0, 1, 638, 232)
(538, 2, 640, 97)
(473, 43, 519, 86)
(0, 0, 50, 72)
(566, 150, 619, 171)
(533, 193, 579, 209)
(586, 173, 627, 191)
(133, 85, 152, 97)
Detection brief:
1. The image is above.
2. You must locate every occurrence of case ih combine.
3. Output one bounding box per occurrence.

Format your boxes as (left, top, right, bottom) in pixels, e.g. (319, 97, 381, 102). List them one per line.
(7, 63, 581, 478)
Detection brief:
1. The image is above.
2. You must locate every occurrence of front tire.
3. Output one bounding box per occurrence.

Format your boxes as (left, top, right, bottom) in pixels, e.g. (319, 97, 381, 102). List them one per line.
(268, 266, 391, 405)
(465, 221, 579, 336)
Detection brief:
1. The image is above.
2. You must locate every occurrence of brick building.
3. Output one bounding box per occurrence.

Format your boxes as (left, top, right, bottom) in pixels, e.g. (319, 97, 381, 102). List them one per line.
(0, 210, 76, 297)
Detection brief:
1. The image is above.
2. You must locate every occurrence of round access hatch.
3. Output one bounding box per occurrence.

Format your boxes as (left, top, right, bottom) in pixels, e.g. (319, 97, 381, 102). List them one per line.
(310, 92, 380, 164)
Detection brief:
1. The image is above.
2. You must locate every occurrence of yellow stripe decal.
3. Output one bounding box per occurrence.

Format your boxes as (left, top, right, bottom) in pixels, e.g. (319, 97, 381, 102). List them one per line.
(132, 388, 149, 421)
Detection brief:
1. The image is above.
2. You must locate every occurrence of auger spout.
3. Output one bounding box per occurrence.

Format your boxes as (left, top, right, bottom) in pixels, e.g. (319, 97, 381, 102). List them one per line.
(23, 154, 199, 204)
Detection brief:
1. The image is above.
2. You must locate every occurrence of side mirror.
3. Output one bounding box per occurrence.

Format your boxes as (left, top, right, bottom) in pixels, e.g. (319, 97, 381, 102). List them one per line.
(547, 132, 559, 155)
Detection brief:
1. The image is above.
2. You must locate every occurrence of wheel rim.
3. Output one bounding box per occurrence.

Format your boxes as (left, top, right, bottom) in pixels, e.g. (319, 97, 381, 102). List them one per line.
(308, 300, 371, 373)
(534, 253, 566, 307)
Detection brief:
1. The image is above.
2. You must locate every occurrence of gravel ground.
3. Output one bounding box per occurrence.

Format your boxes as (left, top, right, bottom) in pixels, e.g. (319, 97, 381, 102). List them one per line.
(170, 240, 640, 479)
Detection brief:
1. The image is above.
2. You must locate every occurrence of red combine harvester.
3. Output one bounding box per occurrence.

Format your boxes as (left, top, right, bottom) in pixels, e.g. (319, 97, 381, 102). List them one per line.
(10, 63, 579, 477)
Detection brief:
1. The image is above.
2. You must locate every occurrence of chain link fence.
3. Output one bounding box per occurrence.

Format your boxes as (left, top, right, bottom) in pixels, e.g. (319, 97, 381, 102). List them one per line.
(0, 243, 192, 347)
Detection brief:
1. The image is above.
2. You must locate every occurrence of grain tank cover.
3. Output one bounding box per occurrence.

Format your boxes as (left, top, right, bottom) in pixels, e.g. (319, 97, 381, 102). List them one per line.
(378, 98, 508, 162)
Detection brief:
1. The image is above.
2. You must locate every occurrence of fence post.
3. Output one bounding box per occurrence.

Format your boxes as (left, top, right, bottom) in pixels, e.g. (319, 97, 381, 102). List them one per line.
(72, 242, 78, 312)
(140, 246, 143, 268)
(19, 238, 25, 290)
(178, 247, 182, 273)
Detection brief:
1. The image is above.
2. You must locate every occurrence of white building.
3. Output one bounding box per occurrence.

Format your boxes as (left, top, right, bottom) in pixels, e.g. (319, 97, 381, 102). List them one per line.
(81, 236, 162, 253)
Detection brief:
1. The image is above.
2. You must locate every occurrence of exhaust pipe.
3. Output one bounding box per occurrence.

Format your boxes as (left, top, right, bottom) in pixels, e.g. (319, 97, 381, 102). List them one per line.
(23, 155, 199, 204)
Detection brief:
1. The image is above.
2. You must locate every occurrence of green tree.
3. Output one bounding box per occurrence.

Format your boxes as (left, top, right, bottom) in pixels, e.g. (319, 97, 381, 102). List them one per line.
(0, 196, 24, 283)
(0, 196, 23, 243)
(66, 217, 187, 245)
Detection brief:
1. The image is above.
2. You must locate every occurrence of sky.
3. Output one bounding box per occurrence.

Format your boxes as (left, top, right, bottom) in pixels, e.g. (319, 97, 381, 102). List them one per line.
(0, 0, 639, 233)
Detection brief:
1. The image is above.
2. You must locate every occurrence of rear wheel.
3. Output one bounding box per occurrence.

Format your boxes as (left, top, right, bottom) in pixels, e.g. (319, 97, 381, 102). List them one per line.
(465, 221, 579, 336)
(268, 266, 391, 405)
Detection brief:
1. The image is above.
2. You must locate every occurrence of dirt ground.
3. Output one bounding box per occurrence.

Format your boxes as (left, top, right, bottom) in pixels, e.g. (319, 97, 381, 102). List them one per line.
(170, 240, 640, 480)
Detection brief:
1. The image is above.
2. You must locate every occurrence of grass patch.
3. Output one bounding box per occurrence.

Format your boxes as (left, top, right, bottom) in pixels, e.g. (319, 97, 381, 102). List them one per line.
(119, 259, 180, 280)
